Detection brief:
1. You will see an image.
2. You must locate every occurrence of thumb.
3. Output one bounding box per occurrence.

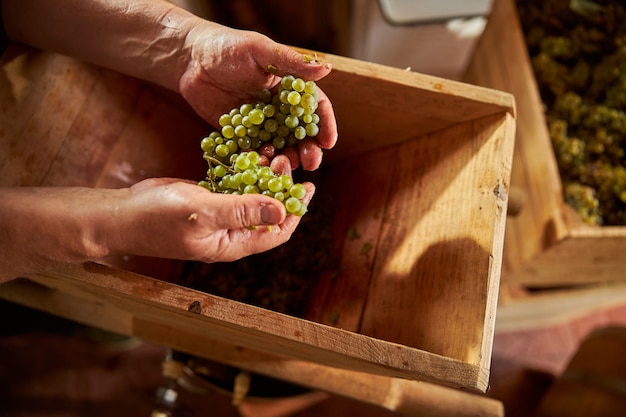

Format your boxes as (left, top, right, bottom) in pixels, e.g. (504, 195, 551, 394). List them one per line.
(263, 44, 332, 82)
(210, 194, 287, 229)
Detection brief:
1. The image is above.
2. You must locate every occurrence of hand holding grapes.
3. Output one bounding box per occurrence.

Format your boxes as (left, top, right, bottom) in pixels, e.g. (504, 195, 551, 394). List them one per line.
(110, 177, 315, 264)
(178, 25, 338, 171)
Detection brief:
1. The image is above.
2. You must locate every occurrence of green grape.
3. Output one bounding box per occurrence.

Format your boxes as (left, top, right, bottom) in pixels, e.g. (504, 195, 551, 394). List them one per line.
(305, 123, 319, 137)
(218, 114, 232, 127)
(289, 183, 306, 199)
(247, 150, 260, 165)
(285, 115, 299, 129)
(285, 135, 298, 147)
(250, 137, 262, 149)
(268, 177, 283, 193)
(222, 125, 235, 139)
(292, 78, 305, 92)
(213, 165, 227, 178)
(281, 75, 295, 90)
(257, 177, 270, 191)
(290, 105, 305, 117)
(242, 116, 253, 128)
(248, 108, 265, 125)
(279, 102, 291, 115)
(247, 125, 260, 138)
(274, 112, 286, 126)
(285, 197, 301, 214)
(242, 169, 258, 185)
(237, 136, 252, 150)
(231, 113, 243, 126)
(240, 103, 253, 116)
(287, 91, 302, 105)
(273, 191, 285, 202)
(200, 137, 216, 153)
(294, 126, 306, 140)
(304, 80, 316, 95)
(235, 153, 250, 170)
(263, 104, 276, 118)
(264, 119, 278, 133)
(279, 89, 290, 104)
(226, 139, 238, 154)
(215, 144, 230, 158)
(231, 173, 242, 188)
(259, 130, 272, 142)
(258, 166, 273, 179)
(272, 136, 286, 149)
(243, 184, 260, 194)
(257, 88, 272, 103)
(234, 124, 247, 138)
(300, 93, 316, 110)
(280, 174, 293, 190)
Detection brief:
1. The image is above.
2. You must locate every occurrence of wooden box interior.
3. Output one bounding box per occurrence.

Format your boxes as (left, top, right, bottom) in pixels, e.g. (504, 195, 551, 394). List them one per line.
(0, 43, 515, 393)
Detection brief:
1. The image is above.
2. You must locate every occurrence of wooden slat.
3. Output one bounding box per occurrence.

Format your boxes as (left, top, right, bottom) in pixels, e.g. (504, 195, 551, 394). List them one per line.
(313, 50, 515, 163)
(496, 283, 626, 332)
(0, 263, 488, 392)
(0, 277, 503, 417)
(360, 114, 513, 366)
(463, 0, 569, 274)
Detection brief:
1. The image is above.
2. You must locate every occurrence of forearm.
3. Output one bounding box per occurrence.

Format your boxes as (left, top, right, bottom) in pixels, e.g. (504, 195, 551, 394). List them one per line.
(1, 0, 199, 91)
(0, 187, 126, 283)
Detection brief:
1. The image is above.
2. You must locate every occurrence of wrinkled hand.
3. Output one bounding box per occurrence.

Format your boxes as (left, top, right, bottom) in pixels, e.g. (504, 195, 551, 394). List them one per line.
(115, 175, 314, 263)
(178, 24, 338, 171)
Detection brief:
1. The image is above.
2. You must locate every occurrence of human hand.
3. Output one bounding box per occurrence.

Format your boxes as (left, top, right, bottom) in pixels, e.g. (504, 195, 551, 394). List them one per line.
(178, 23, 338, 171)
(112, 174, 314, 264)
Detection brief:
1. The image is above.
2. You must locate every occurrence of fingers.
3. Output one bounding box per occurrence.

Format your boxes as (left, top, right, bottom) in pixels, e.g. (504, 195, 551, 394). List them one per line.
(262, 43, 332, 82)
(208, 193, 287, 230)
(298, 138, 324, 171)
(314, 89, 338, 151)
(269, 154, 293, 175)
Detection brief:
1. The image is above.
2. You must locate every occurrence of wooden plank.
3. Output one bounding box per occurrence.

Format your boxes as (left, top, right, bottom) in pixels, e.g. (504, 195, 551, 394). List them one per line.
(0, 47, 98, 186)
(304, 144, 395, 331)
(0, 263, 488, 392)
(496, 283, 626, 332)
(463, 0, 569, 274)
(0, 278, 503, 416)
(360, 113, 513, 369)
(503, 233, 626, 287)
(313, 50, 515, 163)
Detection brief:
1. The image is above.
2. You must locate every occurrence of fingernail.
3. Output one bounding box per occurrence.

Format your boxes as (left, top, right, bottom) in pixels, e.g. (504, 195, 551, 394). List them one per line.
(260, 203, 283, 225)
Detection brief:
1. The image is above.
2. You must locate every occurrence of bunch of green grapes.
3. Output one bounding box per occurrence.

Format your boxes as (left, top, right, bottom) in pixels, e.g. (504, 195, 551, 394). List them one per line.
(198, 75, 321, 216)
(199, 150, 308, 216)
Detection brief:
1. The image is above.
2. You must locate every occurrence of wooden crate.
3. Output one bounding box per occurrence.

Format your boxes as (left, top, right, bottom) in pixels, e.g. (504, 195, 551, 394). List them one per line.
(464, 0, 626, 297)
(0, 41, 514, 402)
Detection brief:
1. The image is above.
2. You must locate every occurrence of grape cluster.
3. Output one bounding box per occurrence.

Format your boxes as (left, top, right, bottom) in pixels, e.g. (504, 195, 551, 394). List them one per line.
(198, 75, 321, 216)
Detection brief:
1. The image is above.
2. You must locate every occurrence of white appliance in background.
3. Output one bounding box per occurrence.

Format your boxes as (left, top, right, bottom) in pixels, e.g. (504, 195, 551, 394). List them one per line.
(350, 0, 493, 81)
(378, 0, 492, 24)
